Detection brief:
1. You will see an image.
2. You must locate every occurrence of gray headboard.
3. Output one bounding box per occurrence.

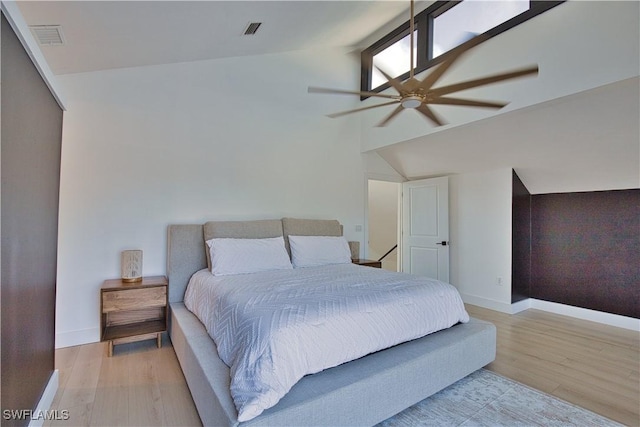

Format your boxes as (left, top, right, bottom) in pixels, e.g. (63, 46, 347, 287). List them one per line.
(167, 224, 207, 303)
(167, 218, 344, 303)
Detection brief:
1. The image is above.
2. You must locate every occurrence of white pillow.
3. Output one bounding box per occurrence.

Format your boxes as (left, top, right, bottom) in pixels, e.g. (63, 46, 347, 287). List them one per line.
(288, 235, 352, 268)
(206, 237, 293, 276)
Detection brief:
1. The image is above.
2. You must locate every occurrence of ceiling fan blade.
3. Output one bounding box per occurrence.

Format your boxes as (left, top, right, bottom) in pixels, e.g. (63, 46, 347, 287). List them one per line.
(375, 66, 409, 96)
(416, 104, 446, 126)
(327, 100, 400, 118)
(308, 86, 401, 101)
(430, 97, 507, 109)
(418, 60, 456, 93)
(431, 65, 538, 97)
(419, 34, 489, 91)
(376, 104, 405, 127)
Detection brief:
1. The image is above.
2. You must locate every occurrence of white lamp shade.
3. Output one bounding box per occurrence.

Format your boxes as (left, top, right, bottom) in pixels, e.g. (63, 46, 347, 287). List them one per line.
(348, 241, 360, 259)
(121, 250, 143, 282)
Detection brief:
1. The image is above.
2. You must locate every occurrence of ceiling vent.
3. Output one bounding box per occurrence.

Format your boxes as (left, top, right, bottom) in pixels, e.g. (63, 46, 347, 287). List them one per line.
(30, 25, 65, 46)
(243, 22, 262, 36)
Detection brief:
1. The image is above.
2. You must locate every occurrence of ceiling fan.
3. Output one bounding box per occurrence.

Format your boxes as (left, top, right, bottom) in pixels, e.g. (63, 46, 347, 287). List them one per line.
(308, 0, 538, 127)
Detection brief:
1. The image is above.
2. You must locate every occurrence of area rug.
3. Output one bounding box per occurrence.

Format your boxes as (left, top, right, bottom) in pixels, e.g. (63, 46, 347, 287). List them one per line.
(377, 369, 621, 427)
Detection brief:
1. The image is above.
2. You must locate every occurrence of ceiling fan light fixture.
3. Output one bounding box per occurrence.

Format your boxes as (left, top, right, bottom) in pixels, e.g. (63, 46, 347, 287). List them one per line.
(401, 96, 423, 109)
(307, 0, 538, 127)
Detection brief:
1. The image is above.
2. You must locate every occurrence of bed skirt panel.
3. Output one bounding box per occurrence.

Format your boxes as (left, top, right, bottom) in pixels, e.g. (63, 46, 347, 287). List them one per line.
(170, 302, 496, 427)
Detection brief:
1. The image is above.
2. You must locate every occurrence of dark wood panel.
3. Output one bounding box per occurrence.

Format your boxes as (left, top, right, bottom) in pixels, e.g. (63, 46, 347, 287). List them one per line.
(1, 13, 62, 425)
(511, 170, 531, 303)
(531, 189, 640, 318)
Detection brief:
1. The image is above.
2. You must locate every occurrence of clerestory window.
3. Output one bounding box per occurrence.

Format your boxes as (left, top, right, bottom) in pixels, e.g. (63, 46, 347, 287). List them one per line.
(361, 0, 564, 96)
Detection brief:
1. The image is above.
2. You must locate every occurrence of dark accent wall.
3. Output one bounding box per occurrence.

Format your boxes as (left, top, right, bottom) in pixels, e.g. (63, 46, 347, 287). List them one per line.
(531, 189, 639, 318)
(1, 13, 62, 426)
(511, 170, 531, 303)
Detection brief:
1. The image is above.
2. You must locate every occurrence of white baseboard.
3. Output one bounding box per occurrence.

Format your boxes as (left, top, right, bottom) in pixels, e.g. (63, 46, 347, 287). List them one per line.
(464, 295, 639, 331)
(56, 327, 100, 348)
(28, 370, 58, 427)
(509, 298, 531, 314)
(460, 293, 514, 314)
(528, 299, 639, 331)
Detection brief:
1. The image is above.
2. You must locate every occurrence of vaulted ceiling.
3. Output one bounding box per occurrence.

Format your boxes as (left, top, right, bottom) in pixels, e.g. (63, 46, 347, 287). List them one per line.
(16, 1, 640, 194)
(376, 77, 639, 194)
(17, 1, 422, 75)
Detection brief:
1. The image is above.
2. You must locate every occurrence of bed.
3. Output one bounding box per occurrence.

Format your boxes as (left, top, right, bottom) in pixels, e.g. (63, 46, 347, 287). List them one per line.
(167, 218, 496, 426)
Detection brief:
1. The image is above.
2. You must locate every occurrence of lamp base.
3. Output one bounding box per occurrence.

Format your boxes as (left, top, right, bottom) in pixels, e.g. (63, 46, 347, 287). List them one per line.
(121, 277, 143, 283)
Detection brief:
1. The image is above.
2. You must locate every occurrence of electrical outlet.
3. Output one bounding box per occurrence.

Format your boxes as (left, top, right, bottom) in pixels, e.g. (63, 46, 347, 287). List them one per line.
(355, 225, 363, 232)
(496, 277, 503, 286)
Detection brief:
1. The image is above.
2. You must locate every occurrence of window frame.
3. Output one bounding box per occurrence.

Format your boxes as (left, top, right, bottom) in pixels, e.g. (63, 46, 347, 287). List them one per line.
(360, 0, 564, 99)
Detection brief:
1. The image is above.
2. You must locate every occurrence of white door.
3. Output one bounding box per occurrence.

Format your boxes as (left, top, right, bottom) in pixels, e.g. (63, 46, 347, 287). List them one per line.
(401, 176, 449, 282)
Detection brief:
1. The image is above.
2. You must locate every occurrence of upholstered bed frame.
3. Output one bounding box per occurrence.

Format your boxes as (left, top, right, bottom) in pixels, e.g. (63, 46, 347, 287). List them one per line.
(167, 219, 496, 426)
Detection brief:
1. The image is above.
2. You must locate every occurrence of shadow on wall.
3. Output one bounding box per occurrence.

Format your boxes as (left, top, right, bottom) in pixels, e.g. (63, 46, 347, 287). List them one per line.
(368, 180, 400, 272)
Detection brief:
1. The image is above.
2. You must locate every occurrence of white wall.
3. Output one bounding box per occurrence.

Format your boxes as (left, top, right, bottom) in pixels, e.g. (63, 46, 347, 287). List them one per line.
(449, 168, 513, 310)
(51, 1, 638, 346)
(55, 47, 367, 347)
(367, 180, 399, 271)
(360, 1, 640, 151)
(360, 0, 639, 315)
(374, 77, 640, 194)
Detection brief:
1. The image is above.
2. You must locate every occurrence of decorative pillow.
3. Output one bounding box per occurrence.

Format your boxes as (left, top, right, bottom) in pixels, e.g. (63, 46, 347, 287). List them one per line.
(203, 219, 284, 271)
(288, 235, 352, 268)
(207, 237, 292, 276)
(281, 217, 342, 257)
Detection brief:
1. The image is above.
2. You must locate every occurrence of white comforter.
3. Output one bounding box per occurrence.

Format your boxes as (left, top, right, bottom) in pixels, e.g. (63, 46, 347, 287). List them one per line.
(184, 263, 469, 422)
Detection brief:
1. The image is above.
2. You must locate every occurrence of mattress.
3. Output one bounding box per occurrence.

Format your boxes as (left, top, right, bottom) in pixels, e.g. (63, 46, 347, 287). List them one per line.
(184, 263, 469, 421)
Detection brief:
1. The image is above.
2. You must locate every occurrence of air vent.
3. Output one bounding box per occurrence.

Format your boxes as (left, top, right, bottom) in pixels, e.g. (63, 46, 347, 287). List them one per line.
(30, 25, 65, 46)
(243, 22, 262, 36)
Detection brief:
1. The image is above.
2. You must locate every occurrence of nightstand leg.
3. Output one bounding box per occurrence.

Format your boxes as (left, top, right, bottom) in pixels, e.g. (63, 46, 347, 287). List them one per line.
(157, 333, 162, 349)
(108, 341, 113, 357)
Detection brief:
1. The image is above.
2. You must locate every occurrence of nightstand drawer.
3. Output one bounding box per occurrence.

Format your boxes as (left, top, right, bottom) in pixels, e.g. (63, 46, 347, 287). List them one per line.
(102, 286, 166, 313)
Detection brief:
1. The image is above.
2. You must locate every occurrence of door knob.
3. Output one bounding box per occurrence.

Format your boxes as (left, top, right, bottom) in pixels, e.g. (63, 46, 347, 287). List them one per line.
(436, 241, 448, 246)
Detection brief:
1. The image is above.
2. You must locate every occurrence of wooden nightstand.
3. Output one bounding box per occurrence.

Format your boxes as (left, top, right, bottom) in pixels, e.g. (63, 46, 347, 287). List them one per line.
(100, 275, 168, 357)
(352, 259, 382, 268)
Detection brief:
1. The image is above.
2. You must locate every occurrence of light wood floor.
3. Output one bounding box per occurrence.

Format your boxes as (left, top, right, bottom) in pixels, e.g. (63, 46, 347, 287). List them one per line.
(45, 337, 200, 427)
(467, 305, 639, 426)
(47, 305, 639, 426)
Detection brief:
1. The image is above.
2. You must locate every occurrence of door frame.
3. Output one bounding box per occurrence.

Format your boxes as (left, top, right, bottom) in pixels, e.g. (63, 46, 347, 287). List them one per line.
(365, 174, 450, 278)
(364, 174, 404, 267)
